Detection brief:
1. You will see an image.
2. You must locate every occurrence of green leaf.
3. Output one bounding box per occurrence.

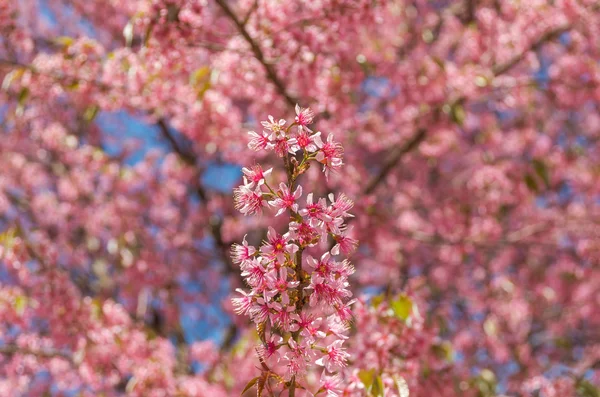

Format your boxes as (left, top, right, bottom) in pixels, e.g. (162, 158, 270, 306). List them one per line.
(14, 295, 27, 316)
(371, 294, 385, 308)
(391, 294, 413, 321)
(450, 103, 466, 126)
(240, 376, 259, 395)
(578, 380, 600, 397)
(189, 67, 212, 99)
(2, 68, 24, 92)
(532, 158, 550, 188)
(358, 369, 376, 390)
(0, 227, 17, 251)
(524, 173, 538, 192)
(431, 341, 454, 362)
(53, 36, 75, 48)
(17, 87, 29, 105)
(371, 375, 385, 397)
(83, 105, 99, 122)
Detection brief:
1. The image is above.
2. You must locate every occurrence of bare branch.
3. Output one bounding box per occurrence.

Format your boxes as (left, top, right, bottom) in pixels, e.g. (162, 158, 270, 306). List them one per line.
(214, 0, 297, 107)
(492, 24, 570, 76)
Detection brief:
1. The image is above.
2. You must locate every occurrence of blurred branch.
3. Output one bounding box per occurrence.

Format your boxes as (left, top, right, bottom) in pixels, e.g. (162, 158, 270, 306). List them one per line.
(0, 344, 73, 362)
(363, 128, 427, 195)
(492, 24, 571, 76)
(215, 0, 297, 107)
(155, 119, 238, 277)
(363, 23, 573, 195)
(0, 58, 113, 91)
(242, 0, 259, 26)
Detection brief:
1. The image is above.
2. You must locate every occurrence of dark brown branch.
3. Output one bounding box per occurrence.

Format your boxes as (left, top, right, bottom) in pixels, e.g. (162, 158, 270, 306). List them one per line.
(242, 0, 259, 26)
(363, 128, 426, 195)
(492, 24, 570, 76)
(214, 0, 297, 107)
(363, 23, 573, 195)
(0, 344, 73, 362)
(157, 119, 197, 166)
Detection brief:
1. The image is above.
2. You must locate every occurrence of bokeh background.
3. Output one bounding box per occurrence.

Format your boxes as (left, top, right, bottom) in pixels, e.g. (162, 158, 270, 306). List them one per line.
(1, 1, 599, 396)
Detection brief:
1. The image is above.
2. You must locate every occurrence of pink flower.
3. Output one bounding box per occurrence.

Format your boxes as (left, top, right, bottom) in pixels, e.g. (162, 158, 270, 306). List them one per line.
(292, 312, 326, 342)
(261, 115, 286, 137)
(273, 136, 299, 157)
(240, 257, 268, 290)
(260, 226, 298, 264)
(316, 134, 344, 177)
(327, 193, 354, 218)
(331, 226, 359, 256)
(307, 275, 352, 307)
(318, 372, 343, 397)
(250, 296, 276, 324)
(231, 288, 254, 316)
(295, 129, 322, 152)
(233, 178, 265, 215)
(242, 164, 272, 188)
(295, 104, 315, 127)
(335, 299, 356, 323)
(288, 220, 319, 247)
(315, 340, 349, 372)
(306, 252, 335, 279)
(269, 302, 298, 332)
(257, 335, 283, 363)
(283, 339, 312, 379)
(248, 130, 273, 151)
(265, 267, 299, 305)
(299, 193, 332, 226)
(233, 108, 355, 387)
(268, 182, 303, 216)
(230, 235, 256, 264)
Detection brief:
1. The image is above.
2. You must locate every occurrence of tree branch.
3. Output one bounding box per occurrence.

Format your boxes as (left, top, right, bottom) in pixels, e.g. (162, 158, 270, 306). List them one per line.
(492, 24, 570, 76)
(363, 128, 427, 195)
(363, 23, 572, 195)
(0, 344, 73, 362)
(214, 0, 297, 107)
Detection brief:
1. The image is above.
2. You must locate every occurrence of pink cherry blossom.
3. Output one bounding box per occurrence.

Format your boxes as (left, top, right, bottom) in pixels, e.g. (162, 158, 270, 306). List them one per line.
(233, 178, 265, 215)
(241, 164, 272, 187)
(295, 104, 315, 128)
(315, 340, 350, 372)
(268, 182, 303, 216)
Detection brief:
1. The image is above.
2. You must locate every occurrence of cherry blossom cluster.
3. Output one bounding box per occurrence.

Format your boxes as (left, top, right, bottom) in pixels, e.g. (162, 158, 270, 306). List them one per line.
(232, 106, 358, 393)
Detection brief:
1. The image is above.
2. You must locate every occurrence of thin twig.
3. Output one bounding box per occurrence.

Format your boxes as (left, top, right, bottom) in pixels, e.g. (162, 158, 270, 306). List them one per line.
(214, 0, 297, 107)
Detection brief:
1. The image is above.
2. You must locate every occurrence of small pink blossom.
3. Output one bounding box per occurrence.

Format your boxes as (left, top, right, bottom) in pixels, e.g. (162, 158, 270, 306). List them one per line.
(295, 129, 322, 152)
(295, 104, 315, 127)
(268, 182, 303, 216)
(331, 226, 359, 256)
(265, 267, 299, 305)
(230, 235, 256, 264)
(316, 134, 344, 178)
(260, 226, 298, 264)
(257, 335, 283, 363)
(233, 178, 265, 215)
(273, 136, 299, 157)
(261, 115, 286, 137)
(240, 257, 268, 290)
(318, 372, 343, 397)
(327, 193, 354, 218)
(248, 130, 273, 151)
(231, 288, 254, 316)
(288, 220, 319, 247)
(299, 193, 332, 226)
(242, 164, 272, 187)
(315, 340, 350, 372)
